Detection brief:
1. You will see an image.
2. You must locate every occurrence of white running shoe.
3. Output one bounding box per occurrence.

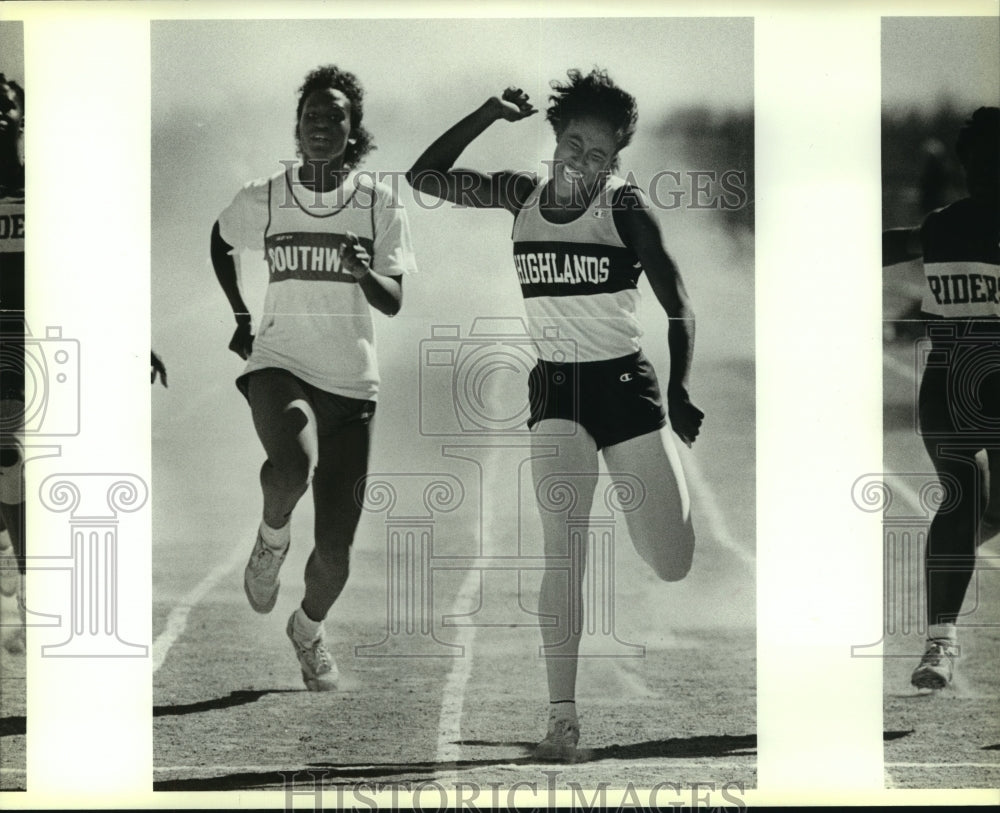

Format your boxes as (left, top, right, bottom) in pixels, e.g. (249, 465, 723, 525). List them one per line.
(285, 612, 339, 691)
(910, 638, 958, 690)
(243, 529, 289, 614)
(0, 530, 17, 598)
(533, 715, 580, 762)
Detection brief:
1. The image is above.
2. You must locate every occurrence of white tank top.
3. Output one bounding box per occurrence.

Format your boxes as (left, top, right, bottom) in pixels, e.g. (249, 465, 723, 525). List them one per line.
(511, 175, 643, 362)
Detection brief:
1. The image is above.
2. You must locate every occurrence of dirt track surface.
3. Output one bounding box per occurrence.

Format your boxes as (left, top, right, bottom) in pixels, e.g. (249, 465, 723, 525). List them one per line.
(882, 273, 1000, 788)
(0, 593, 26, 791)
(152, 185, 756, 794)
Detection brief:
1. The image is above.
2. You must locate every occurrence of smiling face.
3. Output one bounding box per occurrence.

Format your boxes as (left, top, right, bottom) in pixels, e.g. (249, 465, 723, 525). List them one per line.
(551, 116, 618, 200)
(296, 87, 353, 165)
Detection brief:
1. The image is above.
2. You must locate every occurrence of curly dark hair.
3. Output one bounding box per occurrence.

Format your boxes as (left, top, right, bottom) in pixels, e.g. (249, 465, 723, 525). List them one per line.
(294, 65, 375, 168)
(956, 106, 999, 200)
(546, 68, 637, 170)
(956, 106, 999, 167)
(0, 73, 24, 117)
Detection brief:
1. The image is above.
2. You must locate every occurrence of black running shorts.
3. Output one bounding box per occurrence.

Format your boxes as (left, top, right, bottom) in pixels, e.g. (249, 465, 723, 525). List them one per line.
(527, 351, 667, 450)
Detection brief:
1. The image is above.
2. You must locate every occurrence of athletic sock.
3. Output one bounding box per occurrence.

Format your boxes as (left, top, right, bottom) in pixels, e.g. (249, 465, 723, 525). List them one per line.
(927, 623, 957, 644)
(259, 519, 290, 551)
(292, 605, 323, 642)
(549, 700, 577, 721)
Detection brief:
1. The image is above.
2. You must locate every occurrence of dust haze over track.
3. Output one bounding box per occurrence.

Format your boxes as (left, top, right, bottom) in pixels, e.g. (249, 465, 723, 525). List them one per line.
(151, 18, 755, 793)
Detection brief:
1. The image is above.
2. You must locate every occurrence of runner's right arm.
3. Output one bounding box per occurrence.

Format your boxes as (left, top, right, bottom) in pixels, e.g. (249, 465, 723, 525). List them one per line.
(210, 220, 254, 360)
(406, 89, 537, 215)
(882, 226, 922, 266)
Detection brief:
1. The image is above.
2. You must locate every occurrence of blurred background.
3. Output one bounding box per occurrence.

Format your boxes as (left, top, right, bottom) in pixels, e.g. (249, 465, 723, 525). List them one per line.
(881, 16, 999, 339)
(150, 16, 756, 548)
(151, 18, 758, 777)
(880, 16, 1000, 789)
(0, 23, 24, 87)
(151, 16, 757, 650)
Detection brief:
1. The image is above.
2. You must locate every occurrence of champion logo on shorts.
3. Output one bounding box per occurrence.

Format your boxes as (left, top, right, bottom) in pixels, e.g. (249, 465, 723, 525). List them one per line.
(619, 372, 633, 382)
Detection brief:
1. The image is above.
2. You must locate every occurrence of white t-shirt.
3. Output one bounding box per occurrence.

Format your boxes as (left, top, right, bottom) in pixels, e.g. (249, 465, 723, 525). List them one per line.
(218, 167, 417, 400)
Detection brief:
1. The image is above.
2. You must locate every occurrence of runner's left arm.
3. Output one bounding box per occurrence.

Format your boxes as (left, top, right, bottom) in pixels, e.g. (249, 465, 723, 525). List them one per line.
(616, 194, 703, 446)
(339, 183, 418, 317)
(340, 231, 402, 317)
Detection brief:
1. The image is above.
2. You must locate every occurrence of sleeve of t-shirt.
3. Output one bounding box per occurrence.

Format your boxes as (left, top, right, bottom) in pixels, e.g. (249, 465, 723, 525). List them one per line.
(370, 181, 418, 277)
(217, 177, 271, 251)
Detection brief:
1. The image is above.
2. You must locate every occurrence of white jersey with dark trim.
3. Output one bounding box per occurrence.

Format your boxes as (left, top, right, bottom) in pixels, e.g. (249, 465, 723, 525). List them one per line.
(0, 190, 24, 255)
(218, 166, 417, 400)
(920, 197, 1000, 319)
(0, 189, 25, 316)
(512, 175, 643, 363)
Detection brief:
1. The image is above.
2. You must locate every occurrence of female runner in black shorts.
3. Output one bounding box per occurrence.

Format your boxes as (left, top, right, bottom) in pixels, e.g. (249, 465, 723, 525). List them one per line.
(409, 69, 703, 760)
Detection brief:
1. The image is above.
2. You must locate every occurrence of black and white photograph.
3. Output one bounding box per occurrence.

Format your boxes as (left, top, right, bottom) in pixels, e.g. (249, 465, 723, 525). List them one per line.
(879, 15, 1000, 789)
(149, 17, 755, 796)
(4, 0, 1000, 808)
(0, 17, 26, 793)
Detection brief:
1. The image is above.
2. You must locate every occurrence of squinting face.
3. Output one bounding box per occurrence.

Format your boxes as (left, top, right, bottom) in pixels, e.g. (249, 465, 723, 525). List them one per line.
(296, 87, 353, 164)
(552, 116, 618, 197)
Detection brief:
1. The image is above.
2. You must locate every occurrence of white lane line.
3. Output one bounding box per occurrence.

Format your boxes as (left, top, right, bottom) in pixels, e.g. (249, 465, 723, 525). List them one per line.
(883, 347, 918, 383)
(882, 471, 924, 515)
(152, 758, 760, 776)
(886, 761, 1000, 769)
(610, 659, 658, 699)
(153, 764, 380, 773)
(683, 452, 754, 567)
(883, 345, 938, 515)
(152, 546, 244, 673)
(434, 565, 481, 769)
